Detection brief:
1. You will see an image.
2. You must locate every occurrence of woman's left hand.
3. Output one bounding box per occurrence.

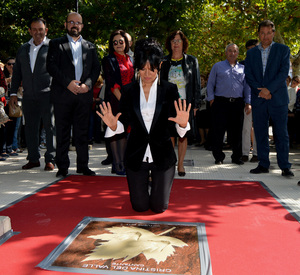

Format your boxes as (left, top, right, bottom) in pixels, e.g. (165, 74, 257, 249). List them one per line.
(168, 99, 191, 128)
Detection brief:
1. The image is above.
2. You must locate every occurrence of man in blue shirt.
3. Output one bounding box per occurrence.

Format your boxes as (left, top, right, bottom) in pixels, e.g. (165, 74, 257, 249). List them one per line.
(207, 43, 251, 165)
(245, 20, 293, 177)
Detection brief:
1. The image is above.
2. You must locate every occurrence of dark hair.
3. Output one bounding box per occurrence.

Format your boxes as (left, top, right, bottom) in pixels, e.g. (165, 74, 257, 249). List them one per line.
(165, 30, 189, 54)
(292, 75, 300, 83)
(245, 39, 258, 49)
(28, 18, 47, 29)
(108, 30, 129, 55)
(134, 38, 163, 72)
(258, 20, 275, 32)
(5, 57, 15, 63)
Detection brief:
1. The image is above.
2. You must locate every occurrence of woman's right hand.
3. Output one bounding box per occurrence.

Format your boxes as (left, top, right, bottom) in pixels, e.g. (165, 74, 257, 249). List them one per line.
(96, 101, 121, 131)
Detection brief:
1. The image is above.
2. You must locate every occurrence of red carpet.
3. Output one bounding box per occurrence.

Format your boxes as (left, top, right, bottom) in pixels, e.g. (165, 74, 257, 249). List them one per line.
(0, 175, 299, 275)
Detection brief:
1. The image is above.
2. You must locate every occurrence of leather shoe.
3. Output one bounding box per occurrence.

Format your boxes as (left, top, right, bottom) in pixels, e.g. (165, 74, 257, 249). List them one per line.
(56, 169, 68, 177)
(44, 162, 55, 171)
(281, 168, 294, 177)
(215, 160, 223, 165)
(250, 155, 258, 162)
(232, 159, 244, 165)
(76, 167, 96, 176)
(22, 161, 40, 170)
(241, 155, 249, 162)
(101, 157, 113, 165)
(250, 165, 269, 174)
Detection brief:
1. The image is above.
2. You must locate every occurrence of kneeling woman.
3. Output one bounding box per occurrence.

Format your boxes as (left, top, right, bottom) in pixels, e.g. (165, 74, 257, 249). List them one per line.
(98, 38, 191, 213)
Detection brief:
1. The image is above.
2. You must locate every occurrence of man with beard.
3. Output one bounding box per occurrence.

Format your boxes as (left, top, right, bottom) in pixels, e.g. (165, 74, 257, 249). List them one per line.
(9, 18, 55, 171)
(47, 12, 101, 177)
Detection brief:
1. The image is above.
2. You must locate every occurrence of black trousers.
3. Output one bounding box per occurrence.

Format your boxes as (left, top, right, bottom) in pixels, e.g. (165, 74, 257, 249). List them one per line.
(126, 162, 175, 213)
(54, 94, 91, 170)
(211, 97, 244, 162)
(22, 94, 55, 163)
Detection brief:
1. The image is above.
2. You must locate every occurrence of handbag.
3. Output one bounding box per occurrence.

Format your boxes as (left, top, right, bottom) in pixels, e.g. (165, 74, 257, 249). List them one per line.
(0, 102, 9, 126)
(9, 104, 22, 118)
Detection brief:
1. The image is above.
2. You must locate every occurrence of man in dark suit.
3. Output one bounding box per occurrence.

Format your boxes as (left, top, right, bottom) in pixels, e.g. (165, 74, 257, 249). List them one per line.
(245, 20, 293, 177)
(47, 12, 101, 177)
(10, 18, 55, 171)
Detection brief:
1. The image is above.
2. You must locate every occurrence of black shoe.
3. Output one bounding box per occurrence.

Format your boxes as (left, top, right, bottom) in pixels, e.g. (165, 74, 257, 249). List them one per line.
(205, 145, 212, 151)
(250, 165, 269, 174)
(101, 157, 113, 165)
(297, 181, 300, 186)
(241, 155, 249, 162)
(250, 155, 258, 162)
(77, 167, 96, 176)
(232, 159, 244, 165)
(56, 169, 68, 177)
(281, 168, 294, 177)
(215, 160, 223, 165)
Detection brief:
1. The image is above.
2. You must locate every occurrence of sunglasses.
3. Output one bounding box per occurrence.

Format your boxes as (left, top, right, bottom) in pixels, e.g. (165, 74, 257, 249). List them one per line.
(7, 63, 15, 66)
(113, 39, 124, 46)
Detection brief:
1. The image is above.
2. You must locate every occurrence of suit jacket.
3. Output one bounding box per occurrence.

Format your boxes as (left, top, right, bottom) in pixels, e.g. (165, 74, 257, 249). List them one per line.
(46, 35, 100, 103)
(120, 79, 179, 171)
(11, 38, 51, 99)
(245, 42, 290, 107)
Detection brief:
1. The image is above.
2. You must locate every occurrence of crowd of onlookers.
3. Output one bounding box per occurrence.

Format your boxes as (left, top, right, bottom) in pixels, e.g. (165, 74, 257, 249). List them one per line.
(1, 55, 299, 162)
(0, 15, 299, 179)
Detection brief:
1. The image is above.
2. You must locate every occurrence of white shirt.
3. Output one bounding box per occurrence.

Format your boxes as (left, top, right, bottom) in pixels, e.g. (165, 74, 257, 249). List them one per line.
(105, 77, 190, 163)
(67, 34, 83, 81)
(287, 86, 297, 112)
(29, 37, 46, 73)
(140, 77, 158, 163)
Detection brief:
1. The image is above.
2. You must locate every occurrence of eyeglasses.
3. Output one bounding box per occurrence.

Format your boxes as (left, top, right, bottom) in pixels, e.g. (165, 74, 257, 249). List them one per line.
(66, 21, 83, 25)
(171, 39, 182, 44)
(7, 63, 15, 66)
(113, 40, 124, 46)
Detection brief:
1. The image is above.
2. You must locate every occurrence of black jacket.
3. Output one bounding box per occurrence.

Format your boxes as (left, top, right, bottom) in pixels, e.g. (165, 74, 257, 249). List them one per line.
(47, 35, 100, 103)
(160, 53, 201, 109)
(120, 79, 179, 171)
(11, 38, 52, 99)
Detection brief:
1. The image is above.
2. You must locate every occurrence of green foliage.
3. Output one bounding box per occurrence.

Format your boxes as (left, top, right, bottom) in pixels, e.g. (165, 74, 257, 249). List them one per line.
(183, 0, 300, 74)
(0, 0, 299, 74)
(0, 0, 75, 60)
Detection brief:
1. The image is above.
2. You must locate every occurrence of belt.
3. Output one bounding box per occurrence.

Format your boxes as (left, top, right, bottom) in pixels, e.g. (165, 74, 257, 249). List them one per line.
(215, 96, 243, 103)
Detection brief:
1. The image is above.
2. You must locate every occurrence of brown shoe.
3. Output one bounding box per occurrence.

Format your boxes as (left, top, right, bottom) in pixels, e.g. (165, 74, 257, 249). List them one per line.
(44, 162, 55, 171)
(241, 155, 249, 162)
(22, 161, 40, 169)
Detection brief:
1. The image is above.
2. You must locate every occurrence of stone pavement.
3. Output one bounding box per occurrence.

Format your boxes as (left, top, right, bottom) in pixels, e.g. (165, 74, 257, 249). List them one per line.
(0, 143, 299, 220)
